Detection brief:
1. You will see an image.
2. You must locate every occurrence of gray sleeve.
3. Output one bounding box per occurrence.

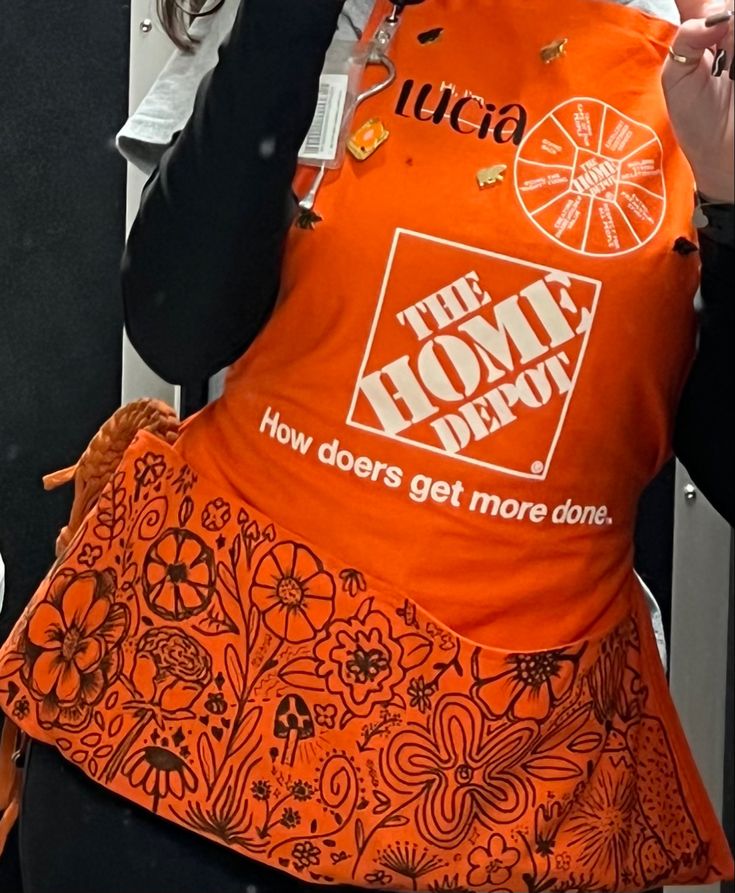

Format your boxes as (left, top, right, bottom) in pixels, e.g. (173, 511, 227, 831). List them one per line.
(116, 0, 376, 176)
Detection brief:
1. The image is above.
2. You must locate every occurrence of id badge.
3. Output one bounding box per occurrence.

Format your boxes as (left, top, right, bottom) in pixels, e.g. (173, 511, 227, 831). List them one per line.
(298, 40, 369, 170)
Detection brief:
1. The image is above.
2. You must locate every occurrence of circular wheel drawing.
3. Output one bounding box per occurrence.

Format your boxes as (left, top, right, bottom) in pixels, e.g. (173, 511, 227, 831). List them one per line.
(143, 528, 215, 621)
(514, 97, 665, 256)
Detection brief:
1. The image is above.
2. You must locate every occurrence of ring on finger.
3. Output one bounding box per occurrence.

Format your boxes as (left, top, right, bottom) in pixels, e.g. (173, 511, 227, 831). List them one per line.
(668, 46, 700, 65)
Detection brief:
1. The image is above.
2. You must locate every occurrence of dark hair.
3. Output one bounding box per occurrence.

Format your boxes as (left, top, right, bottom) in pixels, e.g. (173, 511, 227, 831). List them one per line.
(158, 0, 226, 52)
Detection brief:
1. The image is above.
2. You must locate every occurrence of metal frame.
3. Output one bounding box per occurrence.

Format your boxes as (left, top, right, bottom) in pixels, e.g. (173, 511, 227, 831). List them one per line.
(122, 0, 179, 412)
(666, 464, 733, 893)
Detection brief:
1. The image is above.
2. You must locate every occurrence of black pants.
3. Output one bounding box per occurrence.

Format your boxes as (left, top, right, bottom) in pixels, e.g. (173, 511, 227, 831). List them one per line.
(18, 743, 361, 893)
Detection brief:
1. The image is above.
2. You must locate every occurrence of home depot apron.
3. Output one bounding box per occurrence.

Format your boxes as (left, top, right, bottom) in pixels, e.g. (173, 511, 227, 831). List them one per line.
(1, 0, 733, 889)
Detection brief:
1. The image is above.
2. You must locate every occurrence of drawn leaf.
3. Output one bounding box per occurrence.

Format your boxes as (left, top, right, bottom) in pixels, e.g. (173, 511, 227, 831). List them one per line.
(178, 496, 194, 527)
(198, 733, 217, 790)
(230, 706, 263, 759)
(523, 756, 582, 781)
(224, 644, 245, 696)
(278, 657, 321, 692)
(356, 598, 374, 624)
(104, 691, 119, 710)
(93, 473, 127, 544)
(247, 605, 261, 652)
(355, 818, 365, 851)
(383, 814, 409, 828)
(194, 591, 239, 637)
(0, 653, 26, 679)
(398, 634, 432, 670)
(536, 704, 591, 753)
(218, 562, 239, 598)
(373, 790, 391, 815)
(230, 535, 241, 566)
(569, 732, 604, 753)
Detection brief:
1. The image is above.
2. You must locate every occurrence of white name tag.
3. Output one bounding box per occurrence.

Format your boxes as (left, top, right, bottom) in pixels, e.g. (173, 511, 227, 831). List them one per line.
(299, 73, 350, 165)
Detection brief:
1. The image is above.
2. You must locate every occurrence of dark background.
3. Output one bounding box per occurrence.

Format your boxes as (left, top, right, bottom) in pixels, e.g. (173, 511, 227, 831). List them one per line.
(0, 3, 130, 888)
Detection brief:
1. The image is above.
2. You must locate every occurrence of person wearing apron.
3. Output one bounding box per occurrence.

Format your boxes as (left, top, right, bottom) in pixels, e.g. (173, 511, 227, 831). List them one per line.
(0, 1, 733, 891)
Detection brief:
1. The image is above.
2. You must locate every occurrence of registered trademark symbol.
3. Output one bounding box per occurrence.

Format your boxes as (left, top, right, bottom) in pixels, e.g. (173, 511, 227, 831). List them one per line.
(531, 461, 544, 474)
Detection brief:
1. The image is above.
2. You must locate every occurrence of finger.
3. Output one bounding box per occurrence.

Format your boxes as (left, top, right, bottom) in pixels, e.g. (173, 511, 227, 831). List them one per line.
(663, 15, 732, 84)
(676, 0, 728, 23)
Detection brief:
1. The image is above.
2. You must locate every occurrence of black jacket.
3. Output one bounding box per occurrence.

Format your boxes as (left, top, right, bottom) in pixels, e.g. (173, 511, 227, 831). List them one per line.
(121, 0, 734, 524)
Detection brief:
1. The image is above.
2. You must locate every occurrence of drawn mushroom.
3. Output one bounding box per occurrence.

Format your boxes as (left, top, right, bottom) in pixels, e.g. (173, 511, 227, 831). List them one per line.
(274, 695, 315, 766)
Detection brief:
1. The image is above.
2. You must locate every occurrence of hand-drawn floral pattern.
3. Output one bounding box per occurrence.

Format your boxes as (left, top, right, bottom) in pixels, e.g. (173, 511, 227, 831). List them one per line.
(0, 435, 725, 892)
(142, 529, 215, 621)
(23, 569, 128, 730)
(131, 627, 212, 712)
(201, 498, 231, 532)
(384, 695, 535, 847)
(249, 542, 335, 643)
(315, 607, 405, 718)
(472, 645, 584, 722)
(466, 834, 520, 886)
(123, 745, 197, 812)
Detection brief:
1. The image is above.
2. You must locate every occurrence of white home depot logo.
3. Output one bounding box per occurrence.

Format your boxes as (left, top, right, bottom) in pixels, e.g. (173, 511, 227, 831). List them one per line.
(346, 230, 601, 480)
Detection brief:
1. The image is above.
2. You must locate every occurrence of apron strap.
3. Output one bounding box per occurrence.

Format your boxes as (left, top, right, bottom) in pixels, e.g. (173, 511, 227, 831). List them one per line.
(0, 718, 23, 855)
(42, 398, 181, 557)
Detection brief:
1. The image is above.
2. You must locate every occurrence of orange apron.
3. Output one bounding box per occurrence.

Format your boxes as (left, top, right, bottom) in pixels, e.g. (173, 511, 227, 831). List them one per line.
(1, 0, 733, 889)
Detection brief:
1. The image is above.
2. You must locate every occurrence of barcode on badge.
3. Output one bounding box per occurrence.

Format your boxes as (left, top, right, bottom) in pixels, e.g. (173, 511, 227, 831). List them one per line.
(298, 73, 350, 163)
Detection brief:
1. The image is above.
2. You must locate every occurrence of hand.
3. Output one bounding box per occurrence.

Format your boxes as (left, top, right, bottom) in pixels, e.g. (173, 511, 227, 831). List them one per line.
(663, 2, 734, 203)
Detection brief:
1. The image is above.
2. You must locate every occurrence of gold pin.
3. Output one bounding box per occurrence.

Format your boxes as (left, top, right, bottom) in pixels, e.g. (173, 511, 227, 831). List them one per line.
(476, 164, 507, 189)
(540, 38, 568, 63)
(348, 118, 390, 161)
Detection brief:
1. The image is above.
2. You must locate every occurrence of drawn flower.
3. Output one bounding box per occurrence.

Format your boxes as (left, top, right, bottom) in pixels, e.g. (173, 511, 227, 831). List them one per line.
(290, 780, 314, 801)
(24, 570, 129, 730)
(564, 759, 638, 884)
(467, 834, 520, 886)
(134, 452, 166, 488)
(340, 568, 367, 597)
(249, 542, 335, 643)
(314, 703, 337, 729)
(365, 869, 393, 885)
(534, 798, 568, 856)
(131, 627, 212, 713)
(172, 464, 197, 496)
(201, 497, 231, 532)
(280, 807, 301, 829)
(78, 544, 103, 568)
(251, 780, 271, 801)
(473, 645, 584, 722)
(377, 842, 446, 886)
(383, 695, 535, 848)
(12, 697, 30, 720)
(122, 745, 197, 812)
(291, 841, 321, 871)
(315, 608, 405, 718)
(408, 676, 435, 713)
(142, 529, 215, 621)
